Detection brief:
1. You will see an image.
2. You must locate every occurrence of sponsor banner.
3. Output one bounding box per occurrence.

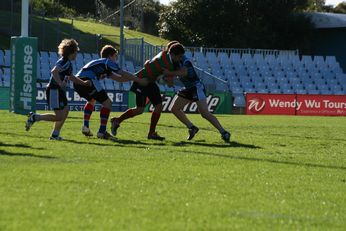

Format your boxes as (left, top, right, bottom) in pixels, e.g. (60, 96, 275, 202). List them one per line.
(0, 87, 10, 110)
(10, 37, 37, 115)
(128, 91, 232, 114)
(246, 93, 346, 116)
(36, 87, 128, 111)
(246, 94, 296, 115)
(297, 95, 346, 116)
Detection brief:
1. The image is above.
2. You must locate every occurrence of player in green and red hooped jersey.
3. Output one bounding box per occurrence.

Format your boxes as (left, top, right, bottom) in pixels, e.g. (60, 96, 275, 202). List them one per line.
(110, 43, 185, 140)
(163, 42, 231, 143)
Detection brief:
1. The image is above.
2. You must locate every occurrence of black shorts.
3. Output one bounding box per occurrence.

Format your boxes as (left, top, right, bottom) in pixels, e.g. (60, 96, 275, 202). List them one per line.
(130, 82, 162, 107)
(177, 82, 206, 102)
(73, 78, 109, 103)
(46, 87, 68, 110)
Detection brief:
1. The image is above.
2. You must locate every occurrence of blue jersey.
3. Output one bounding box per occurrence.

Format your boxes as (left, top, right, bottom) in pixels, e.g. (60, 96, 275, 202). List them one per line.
(76, 58, 121, 91)
(178, 55, 201, 88)
(48, 58, 72, 90)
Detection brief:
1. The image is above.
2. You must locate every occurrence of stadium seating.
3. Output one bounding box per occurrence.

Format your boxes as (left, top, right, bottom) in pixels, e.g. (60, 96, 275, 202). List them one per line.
(1, 49, 345, 100)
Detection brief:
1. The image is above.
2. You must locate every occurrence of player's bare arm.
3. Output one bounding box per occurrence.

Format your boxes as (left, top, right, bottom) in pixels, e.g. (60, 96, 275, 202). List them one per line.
(51, 66, 66, 88)
(163, 67, 188, 77)
(68, 75, 91, 87)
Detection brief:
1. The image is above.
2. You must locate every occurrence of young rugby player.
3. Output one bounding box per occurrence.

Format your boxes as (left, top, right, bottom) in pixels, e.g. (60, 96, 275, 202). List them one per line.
(74, 45, 146, 140)
(164, 42, 231, 142)
(110, 43, 185, 140)
(25, 39, 90, 140)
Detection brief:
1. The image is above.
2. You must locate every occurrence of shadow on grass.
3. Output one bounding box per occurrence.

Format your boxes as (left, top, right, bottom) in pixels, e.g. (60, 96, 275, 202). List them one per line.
(62, 137, 166, 147)
(0, 131, 48, 140)
(0, 142, 45, 150)
(0, 149, 56, 159)
(180, 150, 346, 171)
(173, 141, 261, 149)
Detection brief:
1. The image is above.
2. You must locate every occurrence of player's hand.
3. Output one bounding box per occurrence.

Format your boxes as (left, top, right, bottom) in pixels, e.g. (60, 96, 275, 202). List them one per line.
(100, 74, 107, 80)
(163, 68, 171, 76)
(60, 80, 67, 89)
(137, 78, 149, 86)
(67, 75, 75, 81)
(84, 80, 92, 87)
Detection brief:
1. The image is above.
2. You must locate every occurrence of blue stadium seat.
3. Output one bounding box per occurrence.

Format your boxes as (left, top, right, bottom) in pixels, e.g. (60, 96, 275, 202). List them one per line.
(4, 50, 10, 66)
(330, 84, 342, 93)
(307, 89, 320, 94)
(83, 53, 92, 63)
(253, 54, 265, 65)
(185, 51, 193, 60)
(270, 88, 281, 94)
(282, 89, 294, 94)
(49, 52, 58, 65)
(218, 52, 229, 64)
(231, 87, 244, 96)
(302, 55, 313, 66)
(267, 82, 278, 90)
(92, 53, 100, 60)
(305, 83, 316, 91)
(244, 87, 256, 93)
(320, 89, 332, 95)
(0, 50, 4, 66)
(334, 90, 346, 95)
(233, 95, 246, 107)
(296, 89, 307, 94)
(317, 84, 329, 91)
(257, 88, 269, 94)
(314, 56, 325, 65)
(125, 61, 136, 73)
(229, 80, 240, 89)
(158, 84, 166, 92)
(206, 52, 217, 62)
(230, 53, 242, 64)
(194, 52, 206, 62)
(292, 84, 304, 90)
(277, 77, 289, 85)
(326, 56, 338, 68)
(104, 79, 115, 90)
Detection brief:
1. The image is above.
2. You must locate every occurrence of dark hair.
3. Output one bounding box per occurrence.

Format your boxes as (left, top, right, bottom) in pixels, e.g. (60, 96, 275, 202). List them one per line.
(100, 45, 118, 58)
(58, 39, 79, 58)
(168, 43, 185, 56)
(166, 40, 180, 51)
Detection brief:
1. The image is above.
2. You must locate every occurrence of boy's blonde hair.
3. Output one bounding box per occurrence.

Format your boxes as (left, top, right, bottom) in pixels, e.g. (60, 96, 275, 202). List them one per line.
(100, 45, 118, 58)
(58, 39, 79, 58)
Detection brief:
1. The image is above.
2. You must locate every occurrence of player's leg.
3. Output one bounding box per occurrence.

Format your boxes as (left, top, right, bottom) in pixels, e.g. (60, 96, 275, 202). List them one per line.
(73, 81, 95, 136)
(50, 106, 69, 140)
(82, 99, 96, 136)
(26, 88, 64, 131)
(95, 91, 115, 140)
(196, 100, 231, 142)
(110, 88, 146, 136)
(147, 83, 165, 140)
(171, 95, 199, 140)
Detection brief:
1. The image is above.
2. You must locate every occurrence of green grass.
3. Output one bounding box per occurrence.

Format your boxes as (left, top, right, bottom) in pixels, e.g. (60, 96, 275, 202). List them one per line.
(0, 111, 345, 230)
(0, 10, 168, 52)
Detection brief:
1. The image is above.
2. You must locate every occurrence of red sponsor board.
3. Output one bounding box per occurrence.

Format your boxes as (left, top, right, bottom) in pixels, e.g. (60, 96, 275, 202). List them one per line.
(297, 94, 346, 116)
(246, 93, 346, 116)
(246, 94, 296, 115)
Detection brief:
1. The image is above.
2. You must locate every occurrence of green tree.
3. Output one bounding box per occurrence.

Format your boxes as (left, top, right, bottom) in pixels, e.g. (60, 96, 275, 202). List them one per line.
(158, 0, 314, 51)
(333, 2, 346, 13)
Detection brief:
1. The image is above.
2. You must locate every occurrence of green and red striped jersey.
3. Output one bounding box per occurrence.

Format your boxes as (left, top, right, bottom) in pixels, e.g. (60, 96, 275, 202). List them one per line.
(136, 51, 175, 82)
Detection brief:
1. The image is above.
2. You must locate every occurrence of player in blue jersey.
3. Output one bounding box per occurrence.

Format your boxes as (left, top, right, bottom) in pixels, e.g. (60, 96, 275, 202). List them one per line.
(163, 42, 231, 142)
(73, 45, 147, 140)
(25, 39, 90, 140)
